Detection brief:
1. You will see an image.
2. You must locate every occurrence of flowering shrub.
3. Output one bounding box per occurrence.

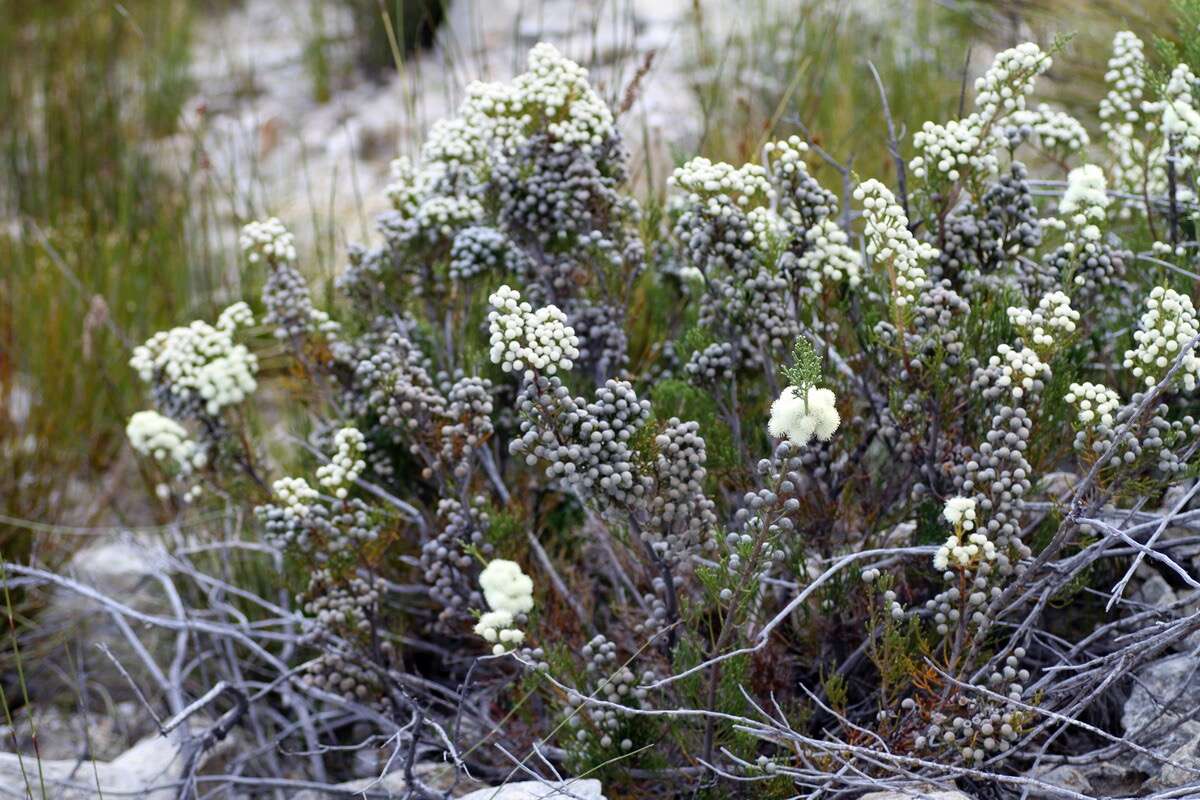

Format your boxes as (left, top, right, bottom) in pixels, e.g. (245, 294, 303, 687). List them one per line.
(122, 36, 1200, 796)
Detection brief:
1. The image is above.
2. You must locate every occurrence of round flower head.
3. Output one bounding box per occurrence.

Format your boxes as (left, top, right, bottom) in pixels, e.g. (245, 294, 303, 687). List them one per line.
(768, 386, 840, 447)
(478, 558, 534, 615)
(126, 410, 205, 474)
(942, 496, 977, 530)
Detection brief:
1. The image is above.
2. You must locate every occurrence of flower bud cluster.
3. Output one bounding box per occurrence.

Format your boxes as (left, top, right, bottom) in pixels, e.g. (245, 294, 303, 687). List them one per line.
(130, 303, 258, 418)
(126, 410, 205, 475)
(855, 179, 936, 308)
(1124, 286, 1200, 391)
(909, 650, 1031, 765)
(1007, 104, 1089, 159)
(562, 634, 650, 752)
(316, 427, 367, 498)
(1007, 291, 1078, 355)
(421, 498, 491, 627)
(1065, 382, 1120, 429)
(488, 285, 580, 378)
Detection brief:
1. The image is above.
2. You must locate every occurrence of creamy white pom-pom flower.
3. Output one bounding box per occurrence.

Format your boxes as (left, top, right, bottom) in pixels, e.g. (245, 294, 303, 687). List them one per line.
(126, 410, 205, 474)
(942, 496, 977, 531)
(478, 559, 534, 615)
(475, 559, 534, 654)
(768, 386, 840, 447)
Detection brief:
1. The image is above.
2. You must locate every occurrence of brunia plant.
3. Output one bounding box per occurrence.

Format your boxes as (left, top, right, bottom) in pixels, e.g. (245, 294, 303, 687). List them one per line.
(114, 36, 1200, 797)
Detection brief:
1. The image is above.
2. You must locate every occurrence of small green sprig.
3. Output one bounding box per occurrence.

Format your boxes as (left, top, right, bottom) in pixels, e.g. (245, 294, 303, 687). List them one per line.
(780, 336, 823, 395)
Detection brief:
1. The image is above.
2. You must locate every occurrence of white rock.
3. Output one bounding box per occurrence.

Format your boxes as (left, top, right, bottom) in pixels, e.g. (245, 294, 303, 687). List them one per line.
(292, 762, 483, 799)
(459, 779, 606, 800)
(1132, 570, 1177, 608)
(1032, 765, 1093, 797)
(0, 733, 196, 799)
(859, 789, 972, 800)
(66, 536, 165, 595)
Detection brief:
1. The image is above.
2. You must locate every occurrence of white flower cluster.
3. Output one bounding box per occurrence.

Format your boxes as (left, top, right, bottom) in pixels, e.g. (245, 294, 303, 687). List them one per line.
(934, 530, 998, 572)
(130, 303, 258, 416)
(910, 43, 1051, 186)
(942, 496, 978, 530)
(763, 136, 809, 176)
(1124, 286, 1200, 391)
(217, 301, 254, 331)
(989, 344, 1050, 401)
(384, 156, 437, 216)
(798, 219, 863, 291)
(511, 42, 615, 151)
(474, 559, 534, 655)
(911, 117, 988, 184)
(745, 205, 790, 251)
(410, 195, 485, 241)
(1012, 104, 1089, 155)
(474, 611, 525, 654)
(1065, 382, 1121, 428)
(316, 427, 367, 499)
(934, 496, 997, 572)
(273, 476, 319, 519)
(1162, 63, 1200, 159)
(1098, 32, 1156, 203)
(854, 179, 936, 308)
(126, 410, 205, 474)
(973, 42, 1052, 121)
(1047, 166, 1109, 271)
(1059, 164, 1109, 225)
(1099, 32, 1146, 145)
(487, 285, 579, 378)
(479, 558, 535, 614)
(425, 42, 614, 170)
(1007, 291, 1078, 353)
(239, 217, 297, 264)
(668, 157, 774, 209)
(767, 386, 840, 447)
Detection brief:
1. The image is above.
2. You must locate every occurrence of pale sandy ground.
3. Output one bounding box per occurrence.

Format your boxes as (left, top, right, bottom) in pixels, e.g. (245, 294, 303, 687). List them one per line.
(172, 0, 699, 271)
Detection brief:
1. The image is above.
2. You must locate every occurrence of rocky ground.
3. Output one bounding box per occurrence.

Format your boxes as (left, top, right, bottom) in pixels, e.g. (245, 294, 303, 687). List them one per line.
(168, 0, 698, 269)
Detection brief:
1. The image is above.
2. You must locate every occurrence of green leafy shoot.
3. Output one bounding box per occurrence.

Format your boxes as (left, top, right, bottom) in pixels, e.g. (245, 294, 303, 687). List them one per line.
(780, 336, 824, 394)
